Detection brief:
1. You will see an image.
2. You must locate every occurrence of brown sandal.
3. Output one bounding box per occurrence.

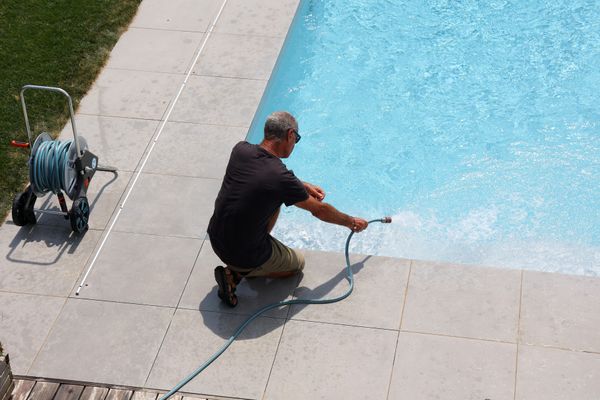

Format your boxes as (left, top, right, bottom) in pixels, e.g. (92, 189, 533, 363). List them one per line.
(214, 266, 238, 307)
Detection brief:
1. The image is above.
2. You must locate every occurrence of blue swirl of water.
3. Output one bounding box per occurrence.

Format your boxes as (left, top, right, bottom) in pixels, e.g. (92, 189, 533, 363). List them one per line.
(248, 0, 600, 276)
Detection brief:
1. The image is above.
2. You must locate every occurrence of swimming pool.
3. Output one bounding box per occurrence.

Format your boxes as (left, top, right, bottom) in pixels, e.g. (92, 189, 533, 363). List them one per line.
(248, 0, 600, 276)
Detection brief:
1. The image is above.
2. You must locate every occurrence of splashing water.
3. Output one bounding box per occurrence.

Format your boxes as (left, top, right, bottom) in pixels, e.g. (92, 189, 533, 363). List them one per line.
(248, 0, 600, 276)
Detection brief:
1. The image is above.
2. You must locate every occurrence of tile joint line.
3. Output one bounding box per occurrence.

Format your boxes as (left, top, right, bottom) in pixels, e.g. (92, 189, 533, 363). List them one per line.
(513, 269, 524, 400)
(385, 260, 411, 400)
(75, 0, 230, 296)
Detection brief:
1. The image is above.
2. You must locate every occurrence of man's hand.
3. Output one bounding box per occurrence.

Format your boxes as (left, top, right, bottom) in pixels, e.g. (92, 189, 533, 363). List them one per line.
(304, 182, 325, 201)
(349, 217, 369, 233)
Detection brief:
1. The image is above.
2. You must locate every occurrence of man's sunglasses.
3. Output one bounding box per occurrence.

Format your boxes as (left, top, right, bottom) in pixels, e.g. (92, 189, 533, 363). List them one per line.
(292, 129, 301, 144)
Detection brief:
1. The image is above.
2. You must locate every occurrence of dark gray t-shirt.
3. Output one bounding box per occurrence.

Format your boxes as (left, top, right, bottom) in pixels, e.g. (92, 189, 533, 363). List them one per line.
(207, 141, 308, 268)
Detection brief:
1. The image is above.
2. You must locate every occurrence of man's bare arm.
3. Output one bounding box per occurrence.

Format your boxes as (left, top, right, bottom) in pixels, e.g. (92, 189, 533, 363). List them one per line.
(295, 196, 368, 232)
(303, 181, 325, 201)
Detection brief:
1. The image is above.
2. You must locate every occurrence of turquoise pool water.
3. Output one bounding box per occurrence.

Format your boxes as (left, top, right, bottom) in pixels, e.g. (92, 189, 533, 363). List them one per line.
(248, 0, 600, 276)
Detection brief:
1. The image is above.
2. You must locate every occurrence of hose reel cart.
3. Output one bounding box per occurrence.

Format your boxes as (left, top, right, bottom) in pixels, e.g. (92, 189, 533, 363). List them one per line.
(10, 85, 116, 233)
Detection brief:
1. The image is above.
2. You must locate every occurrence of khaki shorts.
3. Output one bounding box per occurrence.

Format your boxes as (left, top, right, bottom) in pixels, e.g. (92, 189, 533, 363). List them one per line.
(229, 236, 305, 277)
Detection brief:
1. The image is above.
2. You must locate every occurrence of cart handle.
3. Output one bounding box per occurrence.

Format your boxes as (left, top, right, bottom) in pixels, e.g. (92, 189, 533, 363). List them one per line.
(20, 85, 82, 158)
(10, 140, 30, 148)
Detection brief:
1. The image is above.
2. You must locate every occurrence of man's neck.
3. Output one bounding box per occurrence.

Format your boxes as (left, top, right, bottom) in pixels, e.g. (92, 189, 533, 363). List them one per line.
(259, 140, 284, 158)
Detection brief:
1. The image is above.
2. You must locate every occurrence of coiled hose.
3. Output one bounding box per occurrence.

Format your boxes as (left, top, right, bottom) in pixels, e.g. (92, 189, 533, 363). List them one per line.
(31, 139, 73, 194)
(159, 217, 391, 400)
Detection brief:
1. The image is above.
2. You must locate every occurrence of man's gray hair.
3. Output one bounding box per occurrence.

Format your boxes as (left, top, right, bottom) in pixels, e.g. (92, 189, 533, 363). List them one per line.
(264, 111, 297, 141)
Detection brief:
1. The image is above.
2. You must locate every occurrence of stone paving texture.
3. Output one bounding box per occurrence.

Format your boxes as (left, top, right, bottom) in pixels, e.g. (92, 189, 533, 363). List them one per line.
(1, 0, 599, 399)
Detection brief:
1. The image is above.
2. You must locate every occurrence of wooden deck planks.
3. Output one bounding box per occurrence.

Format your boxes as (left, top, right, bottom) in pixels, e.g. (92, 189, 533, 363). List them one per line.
(155, 394, 182, 400)
(53, 384, 84, 400)
(11, 379, 211, 400)
(130, 391, 158, 400)
(79, 386, 109, 400)
(105, 388, 133, 400)
(27, 381, 60, 400)
(10, 380, 35, 400)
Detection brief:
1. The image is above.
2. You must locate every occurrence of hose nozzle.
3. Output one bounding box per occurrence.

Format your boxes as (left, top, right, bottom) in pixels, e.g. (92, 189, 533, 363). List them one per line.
(381, 216, 392, 223)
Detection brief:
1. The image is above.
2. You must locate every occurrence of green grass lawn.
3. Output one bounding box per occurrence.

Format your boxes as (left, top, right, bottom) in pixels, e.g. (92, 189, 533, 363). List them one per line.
(0, 0, 141, 223)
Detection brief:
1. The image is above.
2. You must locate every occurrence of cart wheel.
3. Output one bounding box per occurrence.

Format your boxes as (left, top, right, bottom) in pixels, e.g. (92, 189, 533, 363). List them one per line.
(12, 186, 37, 226)
(70, 197, 90, 233)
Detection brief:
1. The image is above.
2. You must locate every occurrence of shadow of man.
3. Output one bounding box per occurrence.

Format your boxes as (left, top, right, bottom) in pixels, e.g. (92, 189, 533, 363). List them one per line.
(287, 255, 372, 318)
(197, 254, 372, 340)
(197, 275, 298, 340)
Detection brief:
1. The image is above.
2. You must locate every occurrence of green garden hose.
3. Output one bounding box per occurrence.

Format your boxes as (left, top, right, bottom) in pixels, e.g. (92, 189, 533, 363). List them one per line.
(159, 217, 392, 400)
(31, 139, 73, 195)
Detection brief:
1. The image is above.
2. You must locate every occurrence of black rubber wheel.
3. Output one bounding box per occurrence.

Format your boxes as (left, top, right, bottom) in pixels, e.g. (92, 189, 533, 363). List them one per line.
(69, 197, 90, 234)
(11, 187, 37, 226)
(11, 192, 27, 226)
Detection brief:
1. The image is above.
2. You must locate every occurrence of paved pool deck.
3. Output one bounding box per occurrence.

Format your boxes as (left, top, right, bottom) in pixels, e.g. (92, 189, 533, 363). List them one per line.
(1, 0, 600, 399)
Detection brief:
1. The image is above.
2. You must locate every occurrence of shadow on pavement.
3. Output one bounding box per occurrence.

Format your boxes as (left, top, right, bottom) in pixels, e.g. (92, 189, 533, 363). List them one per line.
(34, 170, 119, 227)
(197, 255, 372, 340)
(4, 222, 86, 266)
(287, 255, 372, 318)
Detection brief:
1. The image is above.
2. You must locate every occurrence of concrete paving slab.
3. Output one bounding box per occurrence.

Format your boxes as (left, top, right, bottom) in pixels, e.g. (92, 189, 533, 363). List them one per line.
(28, 299, 172, 387)
(58, 114, 159, 173)
(388, 332, 516, 400)
(114, 173, 220, 238)
(36, 171, 132, 232)
(78, 69, 181, 120)
(0, 292, 65, 374)
(289, 251, 410, 330)
(215, 0, 300, 37)
(520, 271, 600, 353)
(0, 224, 101, 296)
(516, 344, 600, 400)
(192, 33, 284, 80)
(75, 232, 202, 307)
(130, 0, 222, 32)
(146, 309, 283, 399)
(143, 122, 245, 179)
(264, 319, 397, 400)
(169, 75, 266, 127)
(106, 28, 204, 74)
(401, 260, 521, 342)
(179, 241, 299, 318)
